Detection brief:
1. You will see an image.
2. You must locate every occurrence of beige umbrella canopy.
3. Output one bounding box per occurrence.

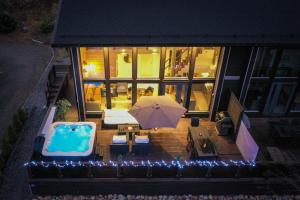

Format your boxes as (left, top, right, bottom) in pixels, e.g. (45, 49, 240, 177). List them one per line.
(129, 96, 187, 129)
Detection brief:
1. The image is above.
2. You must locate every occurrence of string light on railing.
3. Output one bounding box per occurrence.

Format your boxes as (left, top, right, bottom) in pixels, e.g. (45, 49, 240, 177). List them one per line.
(24, 160, 256, 169)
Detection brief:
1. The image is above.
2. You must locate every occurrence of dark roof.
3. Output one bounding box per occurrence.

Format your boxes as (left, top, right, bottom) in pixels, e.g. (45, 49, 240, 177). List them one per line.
(52, 0, 300, 46)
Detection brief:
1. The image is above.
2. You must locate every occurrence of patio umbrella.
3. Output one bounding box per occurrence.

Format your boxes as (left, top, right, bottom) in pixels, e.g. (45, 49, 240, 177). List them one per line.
(129, 96, 187, 129)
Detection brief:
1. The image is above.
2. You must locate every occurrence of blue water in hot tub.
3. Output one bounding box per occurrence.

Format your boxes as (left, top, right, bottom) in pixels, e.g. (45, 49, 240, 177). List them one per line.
(47, 124, 93, 153)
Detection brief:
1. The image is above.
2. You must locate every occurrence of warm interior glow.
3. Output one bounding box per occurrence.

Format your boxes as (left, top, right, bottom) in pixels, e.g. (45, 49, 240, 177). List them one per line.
(80, 47, 105, 79)
(137, 47, 160, 78)
(194, 47, 220, 78)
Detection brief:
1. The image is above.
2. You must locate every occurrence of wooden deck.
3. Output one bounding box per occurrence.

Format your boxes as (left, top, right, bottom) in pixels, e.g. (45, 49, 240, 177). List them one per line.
(86, 118, 242, 161)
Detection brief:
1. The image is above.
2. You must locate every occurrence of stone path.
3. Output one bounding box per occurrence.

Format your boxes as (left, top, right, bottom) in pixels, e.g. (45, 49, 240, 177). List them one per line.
(0, 44, 55, 200)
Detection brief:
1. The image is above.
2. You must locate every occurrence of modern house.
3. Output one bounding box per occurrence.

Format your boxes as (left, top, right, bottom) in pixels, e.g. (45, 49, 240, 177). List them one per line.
(52, 0, 300, 121)
(24, 0, 300, 195)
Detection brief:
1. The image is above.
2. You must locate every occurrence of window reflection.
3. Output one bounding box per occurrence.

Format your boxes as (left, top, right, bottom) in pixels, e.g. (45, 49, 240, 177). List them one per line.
(276, 49, 300, 77)
(137, 47, 160, 78)
(244, 81, 267, 111)
(110, 83, 132, 110)
(253, 48, 276, 77)
(164, 47, 190, 78)
(80, 48, 105, 80)
(193, 47, 220, 78)
(137, 83, 159, 100)
(189, 83, 214, 111)
(83, 82, 106, 113)
(109, 48, 132, 78)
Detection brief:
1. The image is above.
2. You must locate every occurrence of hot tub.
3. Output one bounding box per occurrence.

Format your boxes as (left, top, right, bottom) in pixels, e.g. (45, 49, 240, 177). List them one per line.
(42, 122, 96, 157)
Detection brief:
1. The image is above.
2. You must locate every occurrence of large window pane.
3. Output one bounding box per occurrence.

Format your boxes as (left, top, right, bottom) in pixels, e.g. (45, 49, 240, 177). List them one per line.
(137, 47, 160, 78)
(137, 83, 159, 100)
(276, 49, 300, 77)
(193, 47, 220, 78)
(80, 48, 105, 80)
(111, 82, 132, 110)
(164, 47, 190, 78)
(83, 82, 106, 113)
(164, 83, 187, 106)
(253, 48, 276, 77)
(189, 83, 214, 111)
(109, 48, 132, 78)
(291, 89, 300, 111)
(244, 81, 268, 111)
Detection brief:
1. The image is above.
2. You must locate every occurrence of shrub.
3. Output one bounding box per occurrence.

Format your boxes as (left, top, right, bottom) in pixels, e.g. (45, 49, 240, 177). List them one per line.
(0, 12, 17, 33)
(7, 125, 17, 144)
(1, 137, 12, 162)
(13, 113, 22, 132)
(17, 108, 28, 123)
(39, 15, 54, 34)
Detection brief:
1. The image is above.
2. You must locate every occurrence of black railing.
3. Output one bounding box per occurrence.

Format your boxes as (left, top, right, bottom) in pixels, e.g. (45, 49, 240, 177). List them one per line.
(24, 160, 293, 179)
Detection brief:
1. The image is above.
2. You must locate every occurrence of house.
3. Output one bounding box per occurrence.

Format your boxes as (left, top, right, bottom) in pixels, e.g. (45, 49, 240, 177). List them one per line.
(52, 0, 300, 121)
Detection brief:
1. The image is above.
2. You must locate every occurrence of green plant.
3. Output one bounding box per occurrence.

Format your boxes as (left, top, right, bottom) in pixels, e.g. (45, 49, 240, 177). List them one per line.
(12, 113, 22, 132)
(0, 12, 17, 33)
(39, 15, 54, 34)
(56, 98, 71, 121)
(17, 108, 28, 123)
(1, 137, 12, 162)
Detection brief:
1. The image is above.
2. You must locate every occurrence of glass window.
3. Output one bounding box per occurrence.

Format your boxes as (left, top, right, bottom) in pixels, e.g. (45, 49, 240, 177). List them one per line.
(83, 82, 106, 113)
(110, 82, 132, 110)
(164, 47, 190, 78)
(291, 88, 300, 111)
(193, 47, 220, 78)
(137, 83, 159, 100)
(164, 83, 187, 106)
(244, 81, 268, 111)
(80, 48, 105, 80)
(276, 49, 300, 77)
(252, 48, 276, 77)
(109, 48, 132, 78)
(189, 83, 214, 111)
(137, 47, 160, 78)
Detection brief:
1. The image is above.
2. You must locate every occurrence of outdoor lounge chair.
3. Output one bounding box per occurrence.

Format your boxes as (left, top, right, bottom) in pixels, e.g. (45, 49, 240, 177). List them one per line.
(132, 134, 151, 155)
(110, 135, 129, 155)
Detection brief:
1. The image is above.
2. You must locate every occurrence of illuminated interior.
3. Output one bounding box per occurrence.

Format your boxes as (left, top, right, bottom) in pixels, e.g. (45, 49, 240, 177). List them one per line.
(193, 47, 220, 78)
(109, 48, 132, 78)
(111, 82, 132, 110)
(137, 48, 160, 78)
(83, 82, 106, 113)
(189, 83, 214, 111)
(164, 84, 187, 105)
(79, 47, 221, 113)
(80, 48, 105, 80)
(137, 83, 159, 100)
(165, 47, 190, 78)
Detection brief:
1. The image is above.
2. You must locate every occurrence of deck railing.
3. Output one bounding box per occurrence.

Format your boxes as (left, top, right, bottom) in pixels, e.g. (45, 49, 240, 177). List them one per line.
(24, 160, 294, 179)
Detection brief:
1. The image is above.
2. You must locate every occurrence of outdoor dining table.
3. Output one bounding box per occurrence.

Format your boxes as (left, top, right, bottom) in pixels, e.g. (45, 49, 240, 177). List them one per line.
(187, 126, 218, 160)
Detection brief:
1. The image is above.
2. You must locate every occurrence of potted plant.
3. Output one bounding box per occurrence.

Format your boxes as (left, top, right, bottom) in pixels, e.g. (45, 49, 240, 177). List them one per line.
(55, 99, 71, 121)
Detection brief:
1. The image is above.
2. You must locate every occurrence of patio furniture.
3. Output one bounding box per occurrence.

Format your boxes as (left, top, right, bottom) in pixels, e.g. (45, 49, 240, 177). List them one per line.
(187, 126, 218, 160)
(102, 109, 139, 129)
(191, 117, 200, 127)
(132, 134, 152, 155)
(118, 124, 140, 140)
(129, 96, 186, 129)
(110, 135, 129, 155)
